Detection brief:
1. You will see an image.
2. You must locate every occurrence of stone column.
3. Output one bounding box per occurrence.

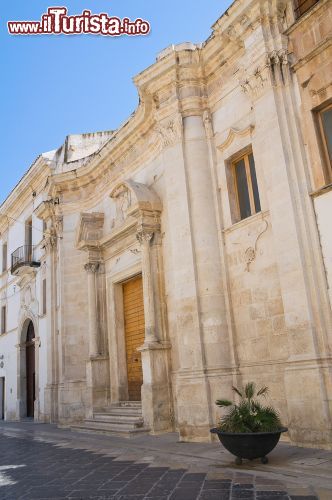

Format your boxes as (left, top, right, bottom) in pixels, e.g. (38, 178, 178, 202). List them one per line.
(136, 229, 158, 344)
(135, 223, 172, 433)
(84, 262, 100, 357)
(43, 229, 59, 423)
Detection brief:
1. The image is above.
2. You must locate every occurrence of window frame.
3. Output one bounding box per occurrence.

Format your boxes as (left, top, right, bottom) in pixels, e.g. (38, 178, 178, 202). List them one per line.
(2, 242, 7, 274)
(1, 306, 6, 335)
(231, 148, 261, 222)
(42, 278, 47, 316)
(316, 102, 332, 183)
(25, 217, 33, 247)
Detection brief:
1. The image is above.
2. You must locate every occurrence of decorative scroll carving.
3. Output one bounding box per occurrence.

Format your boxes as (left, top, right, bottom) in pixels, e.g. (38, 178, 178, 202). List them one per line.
(244, 218, 269, 272)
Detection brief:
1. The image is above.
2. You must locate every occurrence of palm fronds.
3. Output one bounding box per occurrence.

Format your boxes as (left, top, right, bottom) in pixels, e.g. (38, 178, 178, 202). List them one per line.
(215, 381, 282, 433)
(216, 399, 233, 407)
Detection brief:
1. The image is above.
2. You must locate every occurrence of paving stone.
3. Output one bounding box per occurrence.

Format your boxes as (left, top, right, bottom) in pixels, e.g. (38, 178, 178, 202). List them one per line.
(200, 491, 231, 500)
(231, 490, 255, 498)
(233, 484, 254, 489)
(145, 497, 169, 500)
(257, 497, 289, 500)
(20, 488, 68, 499)
(169, 487, 202, 499)
(0, 429, 327, 500)
(181, 473, 206, 481)
(256, 493, 289, 497)
(203, 480, 232, 490)
(289, 497, 318, 499)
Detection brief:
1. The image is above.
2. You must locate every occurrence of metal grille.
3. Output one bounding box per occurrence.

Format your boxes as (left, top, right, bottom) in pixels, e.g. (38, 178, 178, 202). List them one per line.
(11, 245, 40, 274)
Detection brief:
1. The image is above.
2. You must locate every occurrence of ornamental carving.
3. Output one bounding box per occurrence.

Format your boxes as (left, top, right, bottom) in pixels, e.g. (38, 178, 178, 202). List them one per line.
(154, 115, 183, 149)
(243, 218, 269, 272)
(84, 262, 100, 274)
(136, 230, 154, 246)
(110, 184, 132, 229)
(239, 50, 290, 99)
(229, 217, 269, 271)
(34, 200, 63, 252)
(43, 228, 58, 252)
(20, 283, 38, 316)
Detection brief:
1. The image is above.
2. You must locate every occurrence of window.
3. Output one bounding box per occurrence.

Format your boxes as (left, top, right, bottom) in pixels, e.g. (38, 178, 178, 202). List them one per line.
(1, 306, 6, 335)
(2, 243, 7, 273)
(317, 103, 332, 181)
(232, 151, 261, 221)
(25, 217, 32, 247)
(294, 0, 319, 19)
(42, 279, 47, 315)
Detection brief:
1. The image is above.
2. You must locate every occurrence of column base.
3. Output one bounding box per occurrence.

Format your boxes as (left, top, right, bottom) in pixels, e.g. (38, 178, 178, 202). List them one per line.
(86, 356, 110, 419)
(138, 341, 173, 433)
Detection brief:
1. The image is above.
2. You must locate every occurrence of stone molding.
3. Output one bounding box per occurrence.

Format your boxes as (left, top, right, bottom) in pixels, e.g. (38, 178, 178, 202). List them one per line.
(217, 124, 255, 152)
(76, 212, 104, 251)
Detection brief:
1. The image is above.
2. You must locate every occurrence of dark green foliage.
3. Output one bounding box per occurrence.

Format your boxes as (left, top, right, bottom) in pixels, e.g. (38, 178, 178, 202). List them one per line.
(216, 382, 282, 433)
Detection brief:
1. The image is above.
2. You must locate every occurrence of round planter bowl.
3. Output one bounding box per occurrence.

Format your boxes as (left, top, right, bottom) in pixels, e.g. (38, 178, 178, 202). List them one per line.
(210, 427, 288, 465)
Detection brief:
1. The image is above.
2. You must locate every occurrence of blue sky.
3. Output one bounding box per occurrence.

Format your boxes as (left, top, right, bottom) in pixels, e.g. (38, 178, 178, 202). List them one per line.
(0, 0, 233, 204)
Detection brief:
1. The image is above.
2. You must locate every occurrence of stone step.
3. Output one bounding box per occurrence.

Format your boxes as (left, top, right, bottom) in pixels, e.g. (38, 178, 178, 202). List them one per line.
(98, 408, 143, 417)
(71, 421, 150, 438)
(70, 401, 147, 438)
(85, 419, 143, 429)
(93, 414, 144, 426)
(111, 401, 142, 408)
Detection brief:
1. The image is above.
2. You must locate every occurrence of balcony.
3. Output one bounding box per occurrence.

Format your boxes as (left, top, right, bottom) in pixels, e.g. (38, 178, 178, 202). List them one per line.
(11, 245, 40, 276)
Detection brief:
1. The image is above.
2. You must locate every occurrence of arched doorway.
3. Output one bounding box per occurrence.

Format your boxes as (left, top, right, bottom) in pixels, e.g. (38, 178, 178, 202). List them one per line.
(25, 321, 35, 418)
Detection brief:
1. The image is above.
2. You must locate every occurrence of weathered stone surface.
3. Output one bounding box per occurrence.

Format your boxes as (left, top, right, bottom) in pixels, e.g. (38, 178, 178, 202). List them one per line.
(0, 0, 331, 448)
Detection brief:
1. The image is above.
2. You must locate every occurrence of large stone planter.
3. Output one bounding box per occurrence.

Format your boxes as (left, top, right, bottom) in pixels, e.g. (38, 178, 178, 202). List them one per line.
(210, 427, 288, 465)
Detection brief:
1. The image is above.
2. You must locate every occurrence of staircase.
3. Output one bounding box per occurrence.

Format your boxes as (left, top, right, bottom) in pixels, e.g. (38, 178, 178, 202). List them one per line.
(71, 402, 150, 438)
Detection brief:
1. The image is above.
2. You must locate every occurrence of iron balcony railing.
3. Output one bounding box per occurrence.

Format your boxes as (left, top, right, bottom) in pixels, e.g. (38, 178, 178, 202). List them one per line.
(11, 245, 40, 275)
(294, 0, 319, 19)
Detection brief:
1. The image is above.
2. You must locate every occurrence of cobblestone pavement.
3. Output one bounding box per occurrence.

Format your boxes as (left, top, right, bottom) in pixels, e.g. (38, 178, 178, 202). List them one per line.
(0, 423, 330, 500)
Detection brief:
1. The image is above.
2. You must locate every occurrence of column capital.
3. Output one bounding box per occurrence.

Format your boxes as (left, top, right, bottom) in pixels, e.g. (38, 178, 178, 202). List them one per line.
(84, 262, 100, 274)
(136, 230, 154, 246)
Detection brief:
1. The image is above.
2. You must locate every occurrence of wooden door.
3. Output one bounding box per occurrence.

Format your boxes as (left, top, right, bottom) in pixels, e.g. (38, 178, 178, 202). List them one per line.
(123, 276, 145, 401)
(26, 321, 35, 418)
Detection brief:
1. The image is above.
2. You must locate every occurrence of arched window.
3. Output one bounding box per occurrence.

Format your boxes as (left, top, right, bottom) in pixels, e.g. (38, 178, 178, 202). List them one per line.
(26, 321, 35, 343)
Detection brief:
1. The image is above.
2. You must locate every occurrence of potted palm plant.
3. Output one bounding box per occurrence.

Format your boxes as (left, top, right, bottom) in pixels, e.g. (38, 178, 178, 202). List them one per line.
(210, 382, 287, 465)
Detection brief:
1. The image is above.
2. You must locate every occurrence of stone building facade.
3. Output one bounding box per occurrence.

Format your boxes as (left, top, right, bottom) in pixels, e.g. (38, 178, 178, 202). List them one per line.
(0, 0, 331, 448)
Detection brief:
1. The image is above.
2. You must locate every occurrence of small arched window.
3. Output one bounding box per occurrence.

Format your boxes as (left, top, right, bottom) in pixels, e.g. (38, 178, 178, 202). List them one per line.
(26, 321, 35, 343)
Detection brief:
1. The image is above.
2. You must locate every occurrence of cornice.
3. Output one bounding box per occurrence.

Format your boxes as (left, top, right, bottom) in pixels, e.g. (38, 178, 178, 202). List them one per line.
(1, 0, 293, 221)
(291, 36, 332, 72)
(0, 157, 51, 235)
